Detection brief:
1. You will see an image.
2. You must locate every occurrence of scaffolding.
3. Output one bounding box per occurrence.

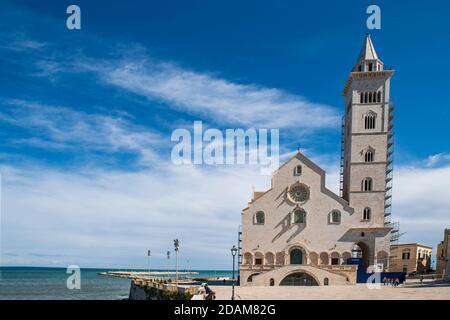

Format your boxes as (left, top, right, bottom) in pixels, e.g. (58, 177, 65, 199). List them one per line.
(339, 116, 345, 197)
(384, 102, 402, 243)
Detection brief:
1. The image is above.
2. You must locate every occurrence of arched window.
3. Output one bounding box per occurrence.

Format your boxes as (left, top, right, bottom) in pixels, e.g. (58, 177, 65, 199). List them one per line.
(363, 207, 371, 221)
(369, 92, 373, 103)
(255, 211, 265, 225)
(324, 278, 329, 286)
(362, 178, 373, 192)
(360, 92, 364, 103)
(330, 210, 341, 224)
(364, 113, 376, 129)
(364, 149, 374, 162)
(294, 165, 302, 176)
(292, 209, 306, 224)
(377, 91, 382, 103)
(364, 92, 368, 103)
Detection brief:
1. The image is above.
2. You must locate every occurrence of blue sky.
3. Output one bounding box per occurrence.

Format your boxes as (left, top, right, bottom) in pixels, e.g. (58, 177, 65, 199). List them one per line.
(1, 0, 450, 269)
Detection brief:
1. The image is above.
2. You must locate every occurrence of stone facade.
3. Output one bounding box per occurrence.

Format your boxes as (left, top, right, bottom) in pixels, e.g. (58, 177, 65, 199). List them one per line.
(389, 243, 432, 274)
(240, 34, 393, 286)
(436, 229, 450, 280)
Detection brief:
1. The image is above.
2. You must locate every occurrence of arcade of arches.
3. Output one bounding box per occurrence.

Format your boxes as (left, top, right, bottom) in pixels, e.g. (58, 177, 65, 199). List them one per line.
(242, 242, 388, 271)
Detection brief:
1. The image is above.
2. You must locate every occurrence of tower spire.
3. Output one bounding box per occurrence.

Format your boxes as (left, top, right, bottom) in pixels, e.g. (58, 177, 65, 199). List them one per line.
(353, 34, 383, 72)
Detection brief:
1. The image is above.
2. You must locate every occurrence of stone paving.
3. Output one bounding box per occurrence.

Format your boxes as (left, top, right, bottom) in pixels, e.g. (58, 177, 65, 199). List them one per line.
(210, 279, 450, 300)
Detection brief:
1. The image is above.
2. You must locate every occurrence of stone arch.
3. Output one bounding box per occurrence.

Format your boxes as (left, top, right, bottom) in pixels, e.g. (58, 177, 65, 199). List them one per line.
(254, 252, 264, 265)
(352, 242, 371, 271)
(330, 252, 340, 265)
(309, 252, 319, 265)
(341, 252, 352, 264)
(319, 252, 329, 265)
(247, 273, 260, 283)
(265, 252, 275, 266)
(275, 251, 285, 266)
(243, 252, 253, 265)
(278, 269, 320, 286)
(287, 245, 307, 265)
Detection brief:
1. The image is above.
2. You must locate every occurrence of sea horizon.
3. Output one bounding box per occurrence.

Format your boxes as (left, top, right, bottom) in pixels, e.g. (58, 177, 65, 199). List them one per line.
(0, 266, 234, 300)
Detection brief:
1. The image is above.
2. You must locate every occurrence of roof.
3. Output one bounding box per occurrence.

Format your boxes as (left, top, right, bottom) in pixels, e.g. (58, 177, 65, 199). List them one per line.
(391, 243, 433, 249)
(355, 33, 380, 66)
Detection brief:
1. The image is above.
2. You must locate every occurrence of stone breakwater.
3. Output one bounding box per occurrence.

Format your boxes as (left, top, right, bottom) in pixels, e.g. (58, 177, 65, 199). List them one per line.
(128, 278, 198, 300)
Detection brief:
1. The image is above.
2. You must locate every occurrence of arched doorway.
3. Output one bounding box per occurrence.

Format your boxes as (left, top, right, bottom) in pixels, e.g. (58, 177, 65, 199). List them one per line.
(280, 272, 319, 286)
(352, 242, 370, 271)
(290, 249, 303, 265)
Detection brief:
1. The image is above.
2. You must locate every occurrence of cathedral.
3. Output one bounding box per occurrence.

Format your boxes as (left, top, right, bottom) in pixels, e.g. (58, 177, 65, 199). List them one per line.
(240, 34, 395, 286)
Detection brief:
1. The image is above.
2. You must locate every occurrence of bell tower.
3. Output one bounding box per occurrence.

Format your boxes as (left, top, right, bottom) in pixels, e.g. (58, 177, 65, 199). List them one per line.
(341, 34, 395, 228)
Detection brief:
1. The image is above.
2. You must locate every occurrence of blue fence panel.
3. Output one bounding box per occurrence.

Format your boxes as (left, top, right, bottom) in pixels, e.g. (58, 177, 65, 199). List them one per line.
(346, 258, 406, 284)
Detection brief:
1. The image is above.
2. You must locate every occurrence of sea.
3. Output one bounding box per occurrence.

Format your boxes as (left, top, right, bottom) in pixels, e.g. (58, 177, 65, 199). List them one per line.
(0, 267, 233, 300)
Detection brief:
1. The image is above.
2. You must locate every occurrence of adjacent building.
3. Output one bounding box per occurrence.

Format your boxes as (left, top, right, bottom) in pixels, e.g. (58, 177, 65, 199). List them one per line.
(240, 34, 395, 286)
(436, 229, 450, 280)
(389, 243, 432, 275)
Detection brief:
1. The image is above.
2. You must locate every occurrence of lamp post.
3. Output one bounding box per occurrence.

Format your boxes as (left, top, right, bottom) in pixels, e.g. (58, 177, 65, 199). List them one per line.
(174, 239, 179, 286)
(166, 251, 170, 280)
(186, 259, 190, 279)
(231, 245, 238, 300)
(147, 250, 151, 278)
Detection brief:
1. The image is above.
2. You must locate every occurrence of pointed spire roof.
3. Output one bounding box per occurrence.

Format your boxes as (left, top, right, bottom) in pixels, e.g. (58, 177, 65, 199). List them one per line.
(353, 34, 383, 70)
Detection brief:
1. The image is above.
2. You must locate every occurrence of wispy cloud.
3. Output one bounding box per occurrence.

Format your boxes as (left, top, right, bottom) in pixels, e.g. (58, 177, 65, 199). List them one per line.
(0, 32, 47, 52)
(3, 35, 340, 131)
(79, 57, 340, 130)
(424, 153, 450, 167)
(0, 99, 163, 166)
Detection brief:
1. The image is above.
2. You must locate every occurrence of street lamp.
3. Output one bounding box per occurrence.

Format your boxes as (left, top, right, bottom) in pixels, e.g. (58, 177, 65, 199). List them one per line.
(231, 245, 238, 300)
(166, 251, 170, 280)
(174, 239, 179, 286)
(147, 250, 151, 278)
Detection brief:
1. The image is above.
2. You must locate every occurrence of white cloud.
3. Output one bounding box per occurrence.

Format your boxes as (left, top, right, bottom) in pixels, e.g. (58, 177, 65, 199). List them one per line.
(424, 153, 450, 167)
(3, 152, 449, 269)
(90, 58, 340, 130)
(0, 163, 269, 269)
(0, 99, 163, 166)
(391, 165, 450, 249)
